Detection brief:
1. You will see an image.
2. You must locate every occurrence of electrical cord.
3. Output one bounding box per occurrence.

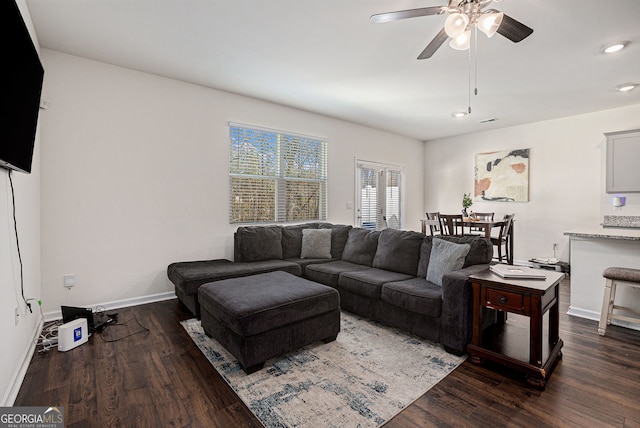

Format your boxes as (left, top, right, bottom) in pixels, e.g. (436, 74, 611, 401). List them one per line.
(95, 317, 150, 342)
(8, 170, 31, 313)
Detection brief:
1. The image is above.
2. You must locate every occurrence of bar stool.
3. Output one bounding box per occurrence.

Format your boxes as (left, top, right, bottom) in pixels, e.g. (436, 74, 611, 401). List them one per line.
(598, 267, 640, 336)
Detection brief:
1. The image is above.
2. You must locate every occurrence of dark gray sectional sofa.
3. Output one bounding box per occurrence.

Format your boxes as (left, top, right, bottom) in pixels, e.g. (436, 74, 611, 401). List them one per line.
(168, 222, 494, 355)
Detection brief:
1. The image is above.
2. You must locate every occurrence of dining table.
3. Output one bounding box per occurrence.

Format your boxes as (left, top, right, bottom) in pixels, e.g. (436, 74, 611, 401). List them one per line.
(420, 216, 514, 264)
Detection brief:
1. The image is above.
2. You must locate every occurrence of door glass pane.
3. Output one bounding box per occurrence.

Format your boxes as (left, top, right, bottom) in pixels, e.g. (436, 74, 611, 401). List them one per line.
(385, 169, 402, 229)
(359, 167, 378, 230)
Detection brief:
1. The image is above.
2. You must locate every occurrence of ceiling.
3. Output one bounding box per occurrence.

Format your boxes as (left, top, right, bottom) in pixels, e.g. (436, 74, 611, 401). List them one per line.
(25, 0, 640, 141)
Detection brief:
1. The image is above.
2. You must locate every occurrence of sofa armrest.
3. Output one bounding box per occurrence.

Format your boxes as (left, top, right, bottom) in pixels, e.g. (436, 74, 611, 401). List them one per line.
(439, 264, 491, 354)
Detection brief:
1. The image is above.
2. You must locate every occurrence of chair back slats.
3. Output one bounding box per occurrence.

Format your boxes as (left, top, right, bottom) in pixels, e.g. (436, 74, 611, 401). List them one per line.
(425, 212, 441, 236)
(439, 214, 464, 236)
(501, 214, 515, 239)
(491, 214, 515, 264)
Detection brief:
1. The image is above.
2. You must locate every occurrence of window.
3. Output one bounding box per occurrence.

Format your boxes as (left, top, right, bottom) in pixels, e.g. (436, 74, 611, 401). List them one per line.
(356, 160, 404, 230)
(229, 124, 327, 224)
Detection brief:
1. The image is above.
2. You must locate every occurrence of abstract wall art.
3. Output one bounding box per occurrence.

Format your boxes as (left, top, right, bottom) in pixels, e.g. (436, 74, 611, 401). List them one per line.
(474, 149, 529, 202)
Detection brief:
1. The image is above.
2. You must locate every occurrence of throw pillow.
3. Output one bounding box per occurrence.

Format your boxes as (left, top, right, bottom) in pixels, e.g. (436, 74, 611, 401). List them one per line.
(300, 228, 332, 259)
(426, 238, 471, 286)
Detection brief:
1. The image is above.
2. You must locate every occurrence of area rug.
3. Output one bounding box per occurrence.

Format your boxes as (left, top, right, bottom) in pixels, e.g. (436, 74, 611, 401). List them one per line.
(182, 312, 465, 427)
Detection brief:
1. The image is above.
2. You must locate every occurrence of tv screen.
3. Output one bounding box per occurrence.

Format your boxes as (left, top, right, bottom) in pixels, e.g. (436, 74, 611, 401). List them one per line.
(0, 0, 44, 174)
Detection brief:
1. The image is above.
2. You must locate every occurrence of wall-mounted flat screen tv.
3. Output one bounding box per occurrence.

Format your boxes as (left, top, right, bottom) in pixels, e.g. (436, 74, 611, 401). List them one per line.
(0, 0, 44, 174)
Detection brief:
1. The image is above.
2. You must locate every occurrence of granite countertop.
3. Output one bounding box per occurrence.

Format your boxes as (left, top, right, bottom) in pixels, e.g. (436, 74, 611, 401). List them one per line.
(565, 215, 640, 240)
(565, 227, 640, 241)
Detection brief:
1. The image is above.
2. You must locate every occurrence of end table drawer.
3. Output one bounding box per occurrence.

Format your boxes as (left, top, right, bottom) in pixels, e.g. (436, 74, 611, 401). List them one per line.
(485, 288, 525, 313)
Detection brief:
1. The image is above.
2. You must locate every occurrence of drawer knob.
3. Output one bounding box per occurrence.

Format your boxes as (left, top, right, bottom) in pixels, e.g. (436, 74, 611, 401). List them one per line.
(499, 296, 508, 304)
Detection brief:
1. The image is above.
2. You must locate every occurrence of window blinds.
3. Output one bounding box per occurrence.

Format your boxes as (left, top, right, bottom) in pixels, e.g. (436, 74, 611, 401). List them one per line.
(229, 124, 327, 223)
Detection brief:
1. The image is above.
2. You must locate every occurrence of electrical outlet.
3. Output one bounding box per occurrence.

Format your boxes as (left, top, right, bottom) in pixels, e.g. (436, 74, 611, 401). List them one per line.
(64, 274, 76, 289)
(15, 307, 19, 326)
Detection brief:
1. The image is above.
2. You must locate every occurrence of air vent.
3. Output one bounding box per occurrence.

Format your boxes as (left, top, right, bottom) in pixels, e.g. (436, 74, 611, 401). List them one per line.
(479, 117, 499, 123)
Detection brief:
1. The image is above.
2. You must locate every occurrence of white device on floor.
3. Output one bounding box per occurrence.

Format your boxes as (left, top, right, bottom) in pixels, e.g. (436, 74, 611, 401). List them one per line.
(58, 318, 89, 351)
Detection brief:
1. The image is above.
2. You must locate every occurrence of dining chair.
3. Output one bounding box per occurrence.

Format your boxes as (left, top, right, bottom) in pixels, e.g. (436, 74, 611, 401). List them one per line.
(439, 214, 464, 236)
(468, 212, 494, 235)
(491, 214, 514, 264)
(425, 211, 441, 236)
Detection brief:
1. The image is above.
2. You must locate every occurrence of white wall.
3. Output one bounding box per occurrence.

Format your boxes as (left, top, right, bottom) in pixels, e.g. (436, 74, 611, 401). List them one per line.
(38, 49, 425, 315)
(424, 104, 640, 264)
(1, 0, 43, 406)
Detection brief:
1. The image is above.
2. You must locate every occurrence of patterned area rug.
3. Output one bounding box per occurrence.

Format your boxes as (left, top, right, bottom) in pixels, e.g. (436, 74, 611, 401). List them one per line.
(182, 312, 465, 427)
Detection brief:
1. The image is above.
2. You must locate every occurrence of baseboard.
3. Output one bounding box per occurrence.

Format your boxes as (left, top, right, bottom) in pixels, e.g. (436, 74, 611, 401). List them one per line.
(43, 291, 177, 322)
(567, 306, 600, 321)
(567, 306, 640, 332)
(2, 317, 43, 406)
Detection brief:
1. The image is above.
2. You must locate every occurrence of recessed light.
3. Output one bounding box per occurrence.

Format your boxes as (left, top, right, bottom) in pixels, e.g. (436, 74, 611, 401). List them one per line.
(602, 42, 628, 54)
(452, 111, 467, 118)
(616, 83, 637, 92)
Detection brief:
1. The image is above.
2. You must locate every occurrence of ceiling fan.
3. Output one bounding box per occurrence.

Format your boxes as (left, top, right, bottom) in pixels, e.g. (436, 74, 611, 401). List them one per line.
(370, 0, 533, 59)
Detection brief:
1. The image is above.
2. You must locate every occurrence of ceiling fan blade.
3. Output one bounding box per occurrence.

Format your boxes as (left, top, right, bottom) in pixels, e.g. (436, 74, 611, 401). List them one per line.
(496, 13, 533, 43)
(370, 6, 444, 24)
(417, 28, 449, 59)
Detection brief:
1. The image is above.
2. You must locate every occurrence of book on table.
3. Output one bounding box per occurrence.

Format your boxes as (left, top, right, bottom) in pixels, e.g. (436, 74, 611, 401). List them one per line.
(490, 264, 547, 280)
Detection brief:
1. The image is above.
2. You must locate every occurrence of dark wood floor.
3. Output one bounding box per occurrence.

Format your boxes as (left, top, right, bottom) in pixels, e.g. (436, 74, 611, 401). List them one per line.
(16, 278, 640, 427)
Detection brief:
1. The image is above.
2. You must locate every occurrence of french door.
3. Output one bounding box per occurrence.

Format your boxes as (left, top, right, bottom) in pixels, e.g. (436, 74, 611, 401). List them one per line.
(355, 160, 404, 230)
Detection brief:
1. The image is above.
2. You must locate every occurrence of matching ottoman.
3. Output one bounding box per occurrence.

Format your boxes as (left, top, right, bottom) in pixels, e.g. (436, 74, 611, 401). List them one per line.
(198, 271, 341, 374)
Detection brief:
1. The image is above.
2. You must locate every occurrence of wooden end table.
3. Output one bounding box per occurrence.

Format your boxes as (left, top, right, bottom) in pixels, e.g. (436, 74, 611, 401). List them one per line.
(466, 269, 565, 389)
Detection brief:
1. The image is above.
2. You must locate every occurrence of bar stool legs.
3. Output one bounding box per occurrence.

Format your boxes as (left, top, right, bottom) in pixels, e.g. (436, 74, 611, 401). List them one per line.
(598, 267, 640, 336)
(598, 278, 615, 336)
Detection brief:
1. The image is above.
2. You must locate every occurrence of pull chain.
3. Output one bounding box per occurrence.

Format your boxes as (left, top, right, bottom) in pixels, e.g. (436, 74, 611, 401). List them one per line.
(467, 24, 480, 114)
(474, 24, 478, 97)
(467, 29, 472, 114)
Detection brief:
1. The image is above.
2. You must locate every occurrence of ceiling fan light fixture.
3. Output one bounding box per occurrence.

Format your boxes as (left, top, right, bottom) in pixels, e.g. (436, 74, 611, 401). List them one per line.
(616, 83, 637, 92)
(444, 12, 469, 38)
(477, 11, 504, 38)
(449, 30, 471, 50)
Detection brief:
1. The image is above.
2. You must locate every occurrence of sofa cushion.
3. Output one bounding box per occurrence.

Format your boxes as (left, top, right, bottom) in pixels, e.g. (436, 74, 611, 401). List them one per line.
(373, 228, 424, 276)
(381, 278, 442, 318)
(234, 226, 283, 262)
(341, 228, 381, 266)
(301, 228, 332, 259)
(281, 223, 319, 259)
(426, 238, 471, 286)
(318, 223, 352, 259)
(304, 260, 370, 287)
(339, 268, 413, 299)
(417, 235, 492, 277)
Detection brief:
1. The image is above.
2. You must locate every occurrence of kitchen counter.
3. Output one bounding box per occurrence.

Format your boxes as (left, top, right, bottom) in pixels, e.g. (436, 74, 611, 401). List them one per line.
(564, 225, 640, 332)
(564, 227, 640, 241)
